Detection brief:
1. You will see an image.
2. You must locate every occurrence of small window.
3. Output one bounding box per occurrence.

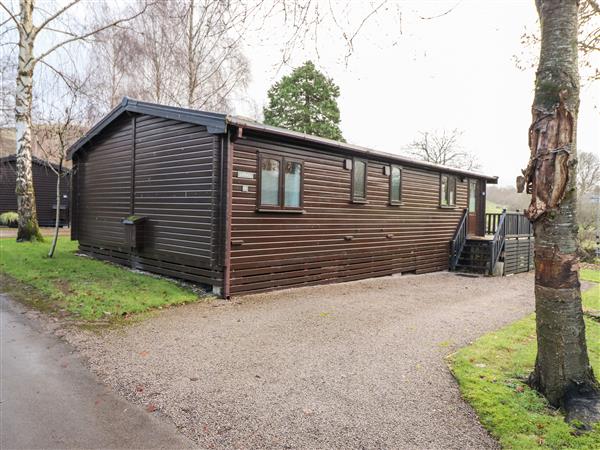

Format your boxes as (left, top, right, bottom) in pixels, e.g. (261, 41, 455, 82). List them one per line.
(352, 159, 367, 202)
(284, 161, 302, 207)
(260, 158, 280, 206)
(258, 155, 303, 210)
(390, 165, 402, 204)
(440, 174, 457, 207)
(468, 179, 477, 212)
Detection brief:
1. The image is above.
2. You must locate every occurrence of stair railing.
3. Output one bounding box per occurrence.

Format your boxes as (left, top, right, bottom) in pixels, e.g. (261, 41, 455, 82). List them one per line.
(489, 209, 507, 275)
(450, 208, 468, 271)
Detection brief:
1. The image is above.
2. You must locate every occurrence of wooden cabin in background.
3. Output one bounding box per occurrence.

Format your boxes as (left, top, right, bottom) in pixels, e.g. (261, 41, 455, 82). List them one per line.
(0, 155, 70, 227)
(67, 98, 533, 298)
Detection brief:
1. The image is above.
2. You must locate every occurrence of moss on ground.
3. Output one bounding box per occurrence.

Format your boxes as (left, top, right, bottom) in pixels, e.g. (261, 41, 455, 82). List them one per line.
(0, 237, 209, 322)
(449, 271, 600, 449)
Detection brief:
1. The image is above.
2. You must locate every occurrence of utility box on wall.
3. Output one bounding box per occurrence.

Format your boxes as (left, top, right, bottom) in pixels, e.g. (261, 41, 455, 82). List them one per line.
(122, 216, 147, 250)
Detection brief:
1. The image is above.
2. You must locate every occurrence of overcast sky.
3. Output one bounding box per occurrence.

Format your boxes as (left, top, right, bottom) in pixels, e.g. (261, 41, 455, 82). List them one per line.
(236, 0, 599, 187)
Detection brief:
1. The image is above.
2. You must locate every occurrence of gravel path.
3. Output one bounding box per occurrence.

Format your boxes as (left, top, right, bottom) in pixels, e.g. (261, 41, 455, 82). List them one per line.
(66, 272, 535, 449)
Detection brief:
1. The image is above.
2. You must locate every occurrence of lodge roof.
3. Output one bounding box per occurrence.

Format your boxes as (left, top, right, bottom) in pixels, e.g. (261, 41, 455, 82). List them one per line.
(67, 97, 498, 183)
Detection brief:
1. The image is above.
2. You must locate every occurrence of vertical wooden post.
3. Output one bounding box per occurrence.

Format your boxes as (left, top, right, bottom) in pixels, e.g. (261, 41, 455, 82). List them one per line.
(130, 115, 136, 216)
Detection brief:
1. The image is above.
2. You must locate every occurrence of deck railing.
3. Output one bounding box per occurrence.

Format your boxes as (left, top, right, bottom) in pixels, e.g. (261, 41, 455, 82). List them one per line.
(486, 210, 532, 236)
(488, 210, 507, 275)
(449, 208, 468, 271)
(486, 210, 533, 275)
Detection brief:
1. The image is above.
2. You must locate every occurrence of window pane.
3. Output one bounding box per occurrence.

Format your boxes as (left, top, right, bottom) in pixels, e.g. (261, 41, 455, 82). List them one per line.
(353, 160, 366, 199)
(284, 161, 301, 207)
(441, 175, 448, 206)
(260, 158, 280, 206)
(449, 177, 456, 205)
(391, 166, 401, 202)
(468, 180, 477, 211)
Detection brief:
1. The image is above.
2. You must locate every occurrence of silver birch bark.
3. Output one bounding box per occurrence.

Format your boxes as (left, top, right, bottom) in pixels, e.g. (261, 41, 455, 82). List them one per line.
(15, 0, 42, 241)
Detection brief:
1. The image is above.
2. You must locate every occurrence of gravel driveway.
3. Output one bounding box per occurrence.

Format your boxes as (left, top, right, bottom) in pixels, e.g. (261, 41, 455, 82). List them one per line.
(66, 272, 535, 449)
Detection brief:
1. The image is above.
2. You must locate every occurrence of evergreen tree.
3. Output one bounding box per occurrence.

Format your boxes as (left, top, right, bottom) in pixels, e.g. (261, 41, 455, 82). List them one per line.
(263, 61, 344, 141)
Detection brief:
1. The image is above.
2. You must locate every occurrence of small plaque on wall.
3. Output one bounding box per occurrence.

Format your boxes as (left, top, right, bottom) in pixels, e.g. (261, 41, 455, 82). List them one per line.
(344, 159, 353, 170)
(237, 171, 255, 179)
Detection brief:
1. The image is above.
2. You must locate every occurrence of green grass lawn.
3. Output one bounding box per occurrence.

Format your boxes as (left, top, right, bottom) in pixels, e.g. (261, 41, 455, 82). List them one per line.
(449, 271, 600, 449)
(0, 237, 206, 322)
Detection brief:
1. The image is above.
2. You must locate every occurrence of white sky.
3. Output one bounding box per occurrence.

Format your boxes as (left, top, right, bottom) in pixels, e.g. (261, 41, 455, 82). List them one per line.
(235, 0, 600, 187)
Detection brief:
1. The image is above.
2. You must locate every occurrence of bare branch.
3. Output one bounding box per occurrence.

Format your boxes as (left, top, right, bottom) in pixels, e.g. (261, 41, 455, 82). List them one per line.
(0, 1, 21, 30)
(33, 0, 81, 37)
(34, 2, 149, 63)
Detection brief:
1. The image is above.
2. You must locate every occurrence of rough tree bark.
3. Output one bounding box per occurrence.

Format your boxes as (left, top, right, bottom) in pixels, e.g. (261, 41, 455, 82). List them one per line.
(14, 0, 42, 241)
(518, 0, 599, 424)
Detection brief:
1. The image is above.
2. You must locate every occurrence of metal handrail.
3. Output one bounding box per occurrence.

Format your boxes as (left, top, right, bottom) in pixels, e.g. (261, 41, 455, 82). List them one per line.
(450, 209, 469, 271)
(489, 209, 507, 275)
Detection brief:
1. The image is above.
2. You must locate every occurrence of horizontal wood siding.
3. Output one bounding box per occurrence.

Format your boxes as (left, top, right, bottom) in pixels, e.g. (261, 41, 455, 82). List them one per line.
(229, 134, 470, 296)
(76, 115, 133, 249)
(73, 113, 222, 287)
(134, 115, 218, 269)
(504, 237, 534, 275)
(0, 159, 69, 227)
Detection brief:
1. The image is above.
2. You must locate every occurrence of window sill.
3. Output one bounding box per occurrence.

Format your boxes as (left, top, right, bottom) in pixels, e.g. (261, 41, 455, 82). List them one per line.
(256, 208, 306, 214)
(439, 205, 457, 209)
(389, 202, 404, 207)
(351, 199, 368, 204)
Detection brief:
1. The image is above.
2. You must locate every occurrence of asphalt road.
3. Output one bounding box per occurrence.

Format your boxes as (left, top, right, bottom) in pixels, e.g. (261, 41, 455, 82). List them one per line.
(0, 294, 191, 450)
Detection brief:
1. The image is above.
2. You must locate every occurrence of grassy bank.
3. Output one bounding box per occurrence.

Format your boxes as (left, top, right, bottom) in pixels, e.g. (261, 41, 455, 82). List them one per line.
(0, 237, 206, 322)
(449, 271, 600, 449)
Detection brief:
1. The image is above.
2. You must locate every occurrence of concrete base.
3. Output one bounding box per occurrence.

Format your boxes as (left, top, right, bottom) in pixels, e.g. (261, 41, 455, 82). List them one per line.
(492, 261, 504, 277)
(212, 285, 222, 296)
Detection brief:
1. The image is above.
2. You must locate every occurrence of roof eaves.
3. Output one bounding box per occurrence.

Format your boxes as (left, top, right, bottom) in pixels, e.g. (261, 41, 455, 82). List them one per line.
(226, 116, 498, 183)
(67, 98, 228, 160)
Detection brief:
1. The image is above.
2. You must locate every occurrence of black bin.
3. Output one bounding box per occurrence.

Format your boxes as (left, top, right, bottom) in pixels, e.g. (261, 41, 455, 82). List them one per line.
(122, 216, 147, 249)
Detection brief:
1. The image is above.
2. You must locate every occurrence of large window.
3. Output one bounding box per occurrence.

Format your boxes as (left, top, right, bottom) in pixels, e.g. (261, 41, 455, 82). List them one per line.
(258, 155, 303, 211)
(440, 174, 456, 207)
(352, 159, 367, 202)
(389, 165, 402, 204)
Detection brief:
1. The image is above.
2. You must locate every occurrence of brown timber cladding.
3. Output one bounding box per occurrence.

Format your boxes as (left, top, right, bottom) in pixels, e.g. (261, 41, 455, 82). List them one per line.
(229, 133, 469, 296)
(0, 158, 69, 227)
(73, 113, 222, 286)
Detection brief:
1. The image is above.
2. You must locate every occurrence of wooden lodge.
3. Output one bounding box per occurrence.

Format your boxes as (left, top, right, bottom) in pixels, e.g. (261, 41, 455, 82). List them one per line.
(0, 155, 70, 227)
(67, 98, 533, 298)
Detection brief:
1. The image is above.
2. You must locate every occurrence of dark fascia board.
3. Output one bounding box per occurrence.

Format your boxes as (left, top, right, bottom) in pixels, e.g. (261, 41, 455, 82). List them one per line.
(0, 154, 70, 172)
(66, 97, 498, 183)
(226, 117, 499, 183)
(66, 97, 227, 160)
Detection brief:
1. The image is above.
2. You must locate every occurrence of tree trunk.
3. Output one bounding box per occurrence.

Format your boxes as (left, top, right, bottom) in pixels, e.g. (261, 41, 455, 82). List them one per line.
(48, 161, 62, 258)
(519, 0, 598, 423)
(15, 0, 42, 242)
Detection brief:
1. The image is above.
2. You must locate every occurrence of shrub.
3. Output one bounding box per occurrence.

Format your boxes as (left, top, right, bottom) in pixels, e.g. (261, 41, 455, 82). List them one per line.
(0, 211, 18, 228)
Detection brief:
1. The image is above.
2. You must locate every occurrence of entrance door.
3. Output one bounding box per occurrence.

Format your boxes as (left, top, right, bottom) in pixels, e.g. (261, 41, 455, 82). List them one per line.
(467, 179, 481, 236)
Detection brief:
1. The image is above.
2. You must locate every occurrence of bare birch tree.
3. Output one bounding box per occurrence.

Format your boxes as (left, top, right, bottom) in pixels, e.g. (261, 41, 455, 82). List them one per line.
(175, 0, 250, 111)
(577, 151, 600, 196)
(407, 129, 480, 171)
(0, 0, 147, 241)
(518, 0, 599, 425)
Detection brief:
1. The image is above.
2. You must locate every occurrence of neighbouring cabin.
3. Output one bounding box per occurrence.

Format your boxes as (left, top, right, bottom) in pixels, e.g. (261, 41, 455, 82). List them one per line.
(68, 98, 530, 298)
(0, 155, 70, 227)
